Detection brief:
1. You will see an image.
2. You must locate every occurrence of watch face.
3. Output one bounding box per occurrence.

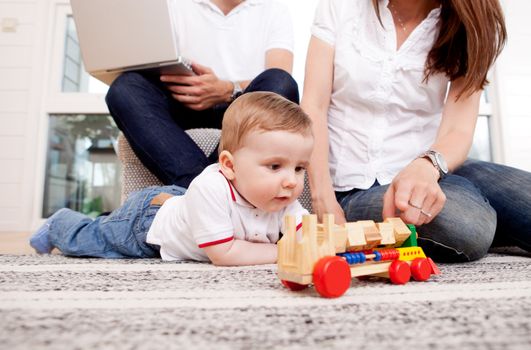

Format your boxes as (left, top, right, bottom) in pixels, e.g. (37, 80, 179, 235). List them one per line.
(435, 152, 448, 173)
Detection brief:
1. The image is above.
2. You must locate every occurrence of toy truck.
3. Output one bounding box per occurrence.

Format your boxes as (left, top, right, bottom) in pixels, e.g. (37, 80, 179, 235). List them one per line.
(277, 214, 440, 298)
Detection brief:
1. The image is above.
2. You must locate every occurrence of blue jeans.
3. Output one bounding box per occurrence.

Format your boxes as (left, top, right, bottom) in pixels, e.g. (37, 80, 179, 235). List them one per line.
(48, 186, 186, 258)
(337, 159, 531, 262)
(106, 68, 299, 188)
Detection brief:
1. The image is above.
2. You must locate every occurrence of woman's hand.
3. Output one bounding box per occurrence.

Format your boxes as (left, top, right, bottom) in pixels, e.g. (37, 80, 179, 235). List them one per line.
(312, 188, 346, 225)
(382, 158, 446, 225)
(160, 62, 233, 111)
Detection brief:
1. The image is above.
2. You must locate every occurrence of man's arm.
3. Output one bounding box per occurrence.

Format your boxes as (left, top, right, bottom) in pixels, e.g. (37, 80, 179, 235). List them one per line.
(202, 239, 277, 266)
(265, 48, 294, 74)
(224, 48, 293, 94)
(160, 46, 294, 110)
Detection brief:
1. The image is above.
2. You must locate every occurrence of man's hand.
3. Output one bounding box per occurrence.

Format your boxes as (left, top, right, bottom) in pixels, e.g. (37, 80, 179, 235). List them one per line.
(160, 62, 233, 111)
(382, 158, 446, 226)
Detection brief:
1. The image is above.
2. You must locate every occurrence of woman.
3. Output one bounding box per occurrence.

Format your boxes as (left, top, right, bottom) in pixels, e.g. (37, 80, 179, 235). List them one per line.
(302, 0, 530, 262)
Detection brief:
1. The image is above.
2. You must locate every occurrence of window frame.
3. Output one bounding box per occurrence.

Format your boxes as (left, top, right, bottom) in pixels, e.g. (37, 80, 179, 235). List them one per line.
(46, 2, 109, 114)
(34, 0, 113, 225)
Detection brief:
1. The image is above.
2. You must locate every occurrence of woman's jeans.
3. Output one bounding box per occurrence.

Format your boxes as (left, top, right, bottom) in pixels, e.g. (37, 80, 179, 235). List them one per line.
(47, 186, 185, 258)
(337, 159, 531, 262)
(105, 68, 299, 188)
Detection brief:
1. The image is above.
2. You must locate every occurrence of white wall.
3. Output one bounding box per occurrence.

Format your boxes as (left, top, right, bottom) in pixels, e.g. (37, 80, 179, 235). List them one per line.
(0, 0, 48, 232)
(277, 0, 319, 91)
(494, 0, 531, 170)
(0, 0, 530, 233)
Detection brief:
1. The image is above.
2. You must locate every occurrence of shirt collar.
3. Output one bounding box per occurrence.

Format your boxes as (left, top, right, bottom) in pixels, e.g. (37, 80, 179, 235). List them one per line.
(193, 0, 263, 4)
(193, 0, 263, 15)
(218, 170, 256, 209)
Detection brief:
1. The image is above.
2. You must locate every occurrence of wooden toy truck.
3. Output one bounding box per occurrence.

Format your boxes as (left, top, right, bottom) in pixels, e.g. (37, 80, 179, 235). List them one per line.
(277, 214, 440, 298)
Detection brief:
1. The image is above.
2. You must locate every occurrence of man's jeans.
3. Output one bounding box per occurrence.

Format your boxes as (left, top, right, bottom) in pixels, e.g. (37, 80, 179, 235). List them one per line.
(48, 186, 185, 258)
(105, 68, 299, 188)
(337, 159, 531, 262)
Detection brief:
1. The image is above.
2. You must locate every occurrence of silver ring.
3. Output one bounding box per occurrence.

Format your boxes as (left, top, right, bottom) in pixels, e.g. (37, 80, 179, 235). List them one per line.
(408, 200, 422, 210)
(420, 209, 432, 218)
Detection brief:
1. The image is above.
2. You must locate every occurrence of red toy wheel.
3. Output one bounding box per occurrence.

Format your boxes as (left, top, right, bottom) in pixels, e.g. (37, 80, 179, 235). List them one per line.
(388, 260, 411, 285)
(313, 256, 351, 298)
(281, 280, 308, 291)
(410, 258, 432, 281)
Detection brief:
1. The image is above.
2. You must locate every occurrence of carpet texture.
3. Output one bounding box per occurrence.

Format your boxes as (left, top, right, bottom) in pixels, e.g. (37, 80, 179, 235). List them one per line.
(0, 249, 530, 350)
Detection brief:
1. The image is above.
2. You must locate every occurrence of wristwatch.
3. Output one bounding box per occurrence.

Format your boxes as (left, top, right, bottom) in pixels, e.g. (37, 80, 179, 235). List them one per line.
(419, 150, 448, 180)
(230, 81, 243, 102)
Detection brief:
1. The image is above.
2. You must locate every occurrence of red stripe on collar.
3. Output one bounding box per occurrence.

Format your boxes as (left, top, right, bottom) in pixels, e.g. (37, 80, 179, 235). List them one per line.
(219, 170, 236, 202)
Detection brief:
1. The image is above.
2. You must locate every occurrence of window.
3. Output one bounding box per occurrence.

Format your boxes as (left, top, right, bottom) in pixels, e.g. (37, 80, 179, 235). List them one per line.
(469, 116, 492, 161)
(61, 15, 108, 94)
(43, 115, 120, 217)
(470, 87, 494, 161)
(40, 2, 119, 219)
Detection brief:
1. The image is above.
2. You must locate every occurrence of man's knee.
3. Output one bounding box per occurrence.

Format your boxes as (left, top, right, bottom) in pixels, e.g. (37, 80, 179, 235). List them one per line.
(249, 68, 299, 103)
(262, 68, 297, 87)
(105, 72, 150, 109)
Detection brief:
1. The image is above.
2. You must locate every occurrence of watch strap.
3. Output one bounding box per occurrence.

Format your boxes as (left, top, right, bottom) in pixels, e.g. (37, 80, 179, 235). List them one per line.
(419, 150, 447, 179)
(230, 81, 243, 102)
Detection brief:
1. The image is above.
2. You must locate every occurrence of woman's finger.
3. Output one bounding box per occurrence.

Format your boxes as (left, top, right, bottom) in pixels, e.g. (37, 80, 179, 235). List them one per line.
(403, 185, 427, 225)
(382, 184, 398, 219)
(417, 184, 446, 224)
(426, 190, 446, 222)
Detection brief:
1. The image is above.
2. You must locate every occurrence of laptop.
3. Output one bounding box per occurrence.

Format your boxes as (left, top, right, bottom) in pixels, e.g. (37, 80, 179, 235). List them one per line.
(70, 0, 194, 85)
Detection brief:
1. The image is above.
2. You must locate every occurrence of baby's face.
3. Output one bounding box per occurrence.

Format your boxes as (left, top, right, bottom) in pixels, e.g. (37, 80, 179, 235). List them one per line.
(229, 129, 314, 212)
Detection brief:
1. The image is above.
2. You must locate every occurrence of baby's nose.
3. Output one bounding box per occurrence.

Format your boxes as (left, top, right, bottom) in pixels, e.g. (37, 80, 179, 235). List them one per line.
(282, 172, 297, 188)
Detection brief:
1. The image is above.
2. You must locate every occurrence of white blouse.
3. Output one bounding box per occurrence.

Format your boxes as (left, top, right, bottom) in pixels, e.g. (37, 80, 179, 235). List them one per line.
(312, 0, 448, 191)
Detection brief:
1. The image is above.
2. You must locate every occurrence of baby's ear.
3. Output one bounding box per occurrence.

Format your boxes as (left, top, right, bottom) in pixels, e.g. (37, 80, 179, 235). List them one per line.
(219, 150, 236, 180)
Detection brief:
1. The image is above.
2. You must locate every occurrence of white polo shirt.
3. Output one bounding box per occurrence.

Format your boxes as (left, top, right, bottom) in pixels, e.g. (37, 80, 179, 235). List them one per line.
(312, 0, 447, 191)
(169, 0, 294, 81)
(146, 164, 307, 262)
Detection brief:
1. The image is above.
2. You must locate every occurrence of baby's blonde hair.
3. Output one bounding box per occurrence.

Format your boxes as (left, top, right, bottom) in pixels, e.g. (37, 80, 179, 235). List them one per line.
(219, 92, 312, 153)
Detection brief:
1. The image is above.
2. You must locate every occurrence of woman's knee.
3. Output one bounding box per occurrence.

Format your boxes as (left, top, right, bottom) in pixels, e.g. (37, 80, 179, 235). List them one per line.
(340, 186, 388, 222)
(419, 175, 497, 262)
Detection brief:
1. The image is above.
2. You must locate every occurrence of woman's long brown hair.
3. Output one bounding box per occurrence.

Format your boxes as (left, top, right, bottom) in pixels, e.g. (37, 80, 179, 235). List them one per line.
(373, 0, 507, 99)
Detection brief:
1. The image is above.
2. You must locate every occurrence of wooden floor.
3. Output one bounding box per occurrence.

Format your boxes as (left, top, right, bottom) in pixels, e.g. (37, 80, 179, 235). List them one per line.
(0, 232, 35, 255)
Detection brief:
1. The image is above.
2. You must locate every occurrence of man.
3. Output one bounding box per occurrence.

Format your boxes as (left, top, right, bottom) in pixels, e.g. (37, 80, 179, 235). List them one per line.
(106, 0, 298, 188)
